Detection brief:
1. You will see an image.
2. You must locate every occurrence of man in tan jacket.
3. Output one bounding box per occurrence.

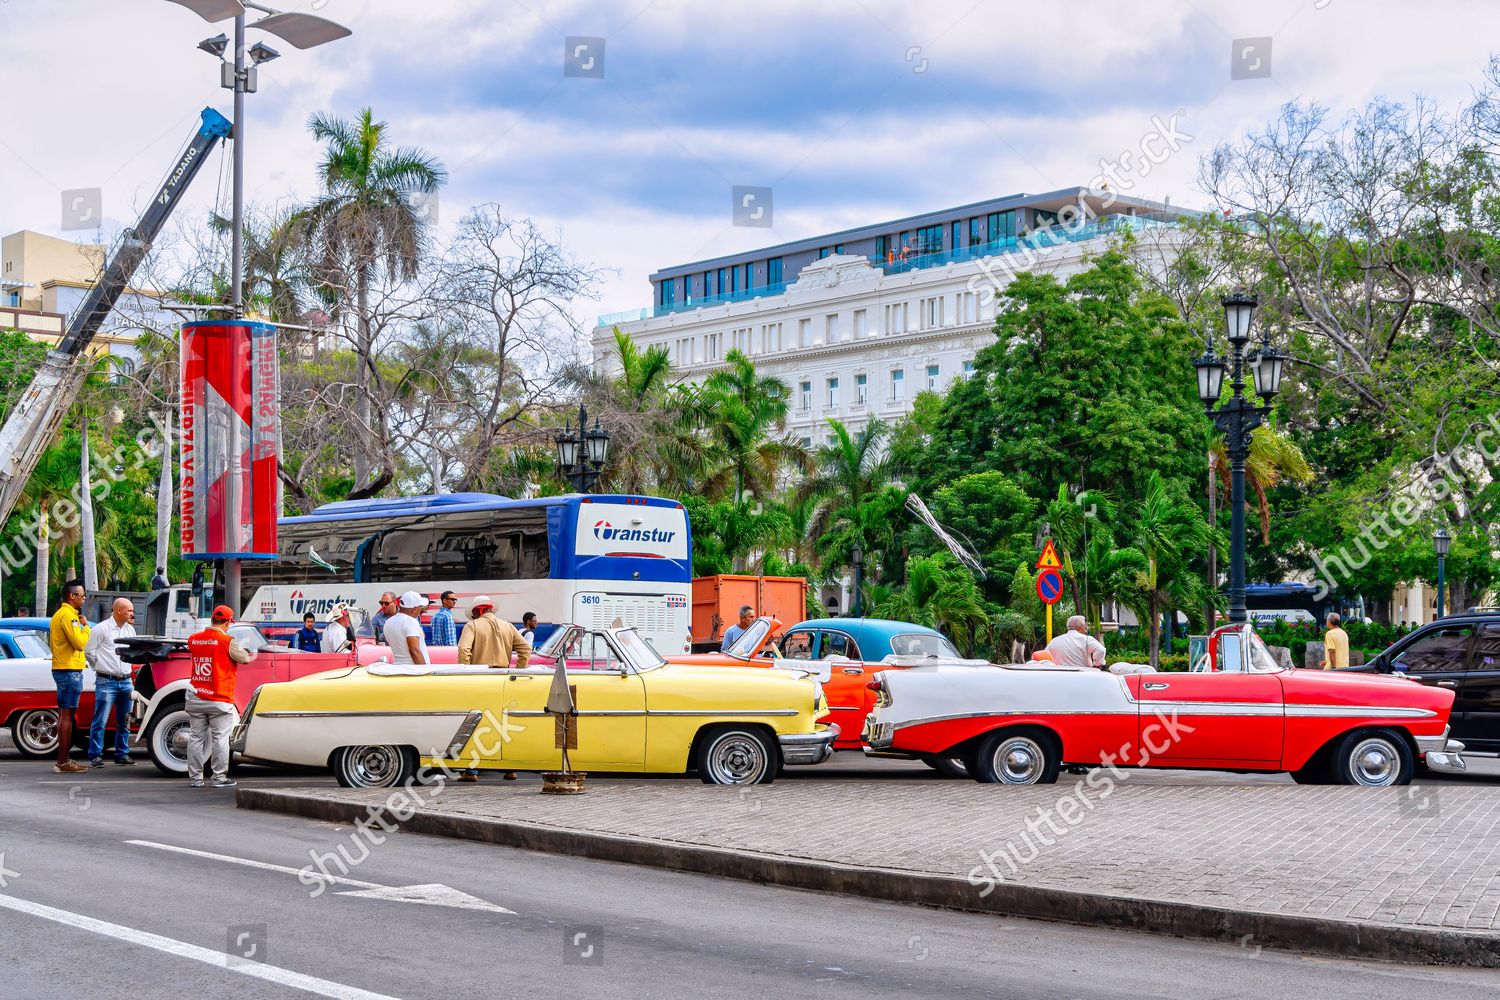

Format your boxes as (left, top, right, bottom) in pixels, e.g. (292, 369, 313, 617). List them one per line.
(458, 596, 533, 668)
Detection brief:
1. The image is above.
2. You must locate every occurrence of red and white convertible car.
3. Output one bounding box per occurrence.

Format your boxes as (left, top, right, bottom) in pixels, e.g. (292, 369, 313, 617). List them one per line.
(863, 622, 1468, 786)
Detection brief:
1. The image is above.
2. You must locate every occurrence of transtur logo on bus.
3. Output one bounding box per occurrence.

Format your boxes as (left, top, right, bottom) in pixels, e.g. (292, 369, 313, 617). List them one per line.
(286, 591, 361, 617)
(592, 520, 678, 544)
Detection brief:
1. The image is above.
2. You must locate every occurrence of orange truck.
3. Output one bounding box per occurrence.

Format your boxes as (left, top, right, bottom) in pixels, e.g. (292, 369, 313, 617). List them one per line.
(691, 575, 808, 652)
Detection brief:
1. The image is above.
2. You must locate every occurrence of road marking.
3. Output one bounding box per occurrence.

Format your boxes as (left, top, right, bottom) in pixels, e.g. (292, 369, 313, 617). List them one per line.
(0, 852, 18, 888)
(0, 893, 401, 1000)
(128, 840, 514, 914)
(127, 840, 381, 889)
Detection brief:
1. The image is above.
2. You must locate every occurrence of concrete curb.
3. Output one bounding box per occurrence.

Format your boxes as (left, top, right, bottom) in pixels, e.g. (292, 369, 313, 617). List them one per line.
(238, 787, 1500, 968)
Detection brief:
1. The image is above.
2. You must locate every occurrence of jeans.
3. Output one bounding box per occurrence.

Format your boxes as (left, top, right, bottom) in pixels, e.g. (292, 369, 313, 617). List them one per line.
(52, 670, 83, 709)
(88, 676, 133, 760)
(185, 696, 238, 782)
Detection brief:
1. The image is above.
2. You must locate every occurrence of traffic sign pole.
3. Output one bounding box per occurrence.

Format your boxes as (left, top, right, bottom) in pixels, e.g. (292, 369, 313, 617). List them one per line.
(1046, 604, 1052, 644)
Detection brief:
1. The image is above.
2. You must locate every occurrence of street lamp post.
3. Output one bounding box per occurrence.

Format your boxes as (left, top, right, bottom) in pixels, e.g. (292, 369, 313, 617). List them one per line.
(169, 0, 350, 614)
(1194, 289, 1287, 624)
(555, 403, 611, 493)
(1434, 527, 1451, 620)
(850, 545, 864, 618)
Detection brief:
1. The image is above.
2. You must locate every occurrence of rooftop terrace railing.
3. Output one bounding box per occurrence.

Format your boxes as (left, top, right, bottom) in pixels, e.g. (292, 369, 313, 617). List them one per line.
(596, 213, 1178, 326)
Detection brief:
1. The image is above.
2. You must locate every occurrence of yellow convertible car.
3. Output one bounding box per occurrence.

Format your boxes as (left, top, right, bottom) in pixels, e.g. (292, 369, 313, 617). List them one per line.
(231, 624, 837, 787)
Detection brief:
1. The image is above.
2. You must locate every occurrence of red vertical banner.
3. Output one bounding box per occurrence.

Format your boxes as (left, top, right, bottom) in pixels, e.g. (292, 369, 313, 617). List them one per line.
(180, 320, 279, 558)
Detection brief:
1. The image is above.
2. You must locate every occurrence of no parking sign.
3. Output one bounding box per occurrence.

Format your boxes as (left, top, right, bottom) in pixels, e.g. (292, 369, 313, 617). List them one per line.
(1036, 568, 1063, 605)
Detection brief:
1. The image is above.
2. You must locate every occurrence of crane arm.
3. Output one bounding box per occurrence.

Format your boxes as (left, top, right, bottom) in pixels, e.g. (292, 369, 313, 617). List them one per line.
(0, 107, 232, 525)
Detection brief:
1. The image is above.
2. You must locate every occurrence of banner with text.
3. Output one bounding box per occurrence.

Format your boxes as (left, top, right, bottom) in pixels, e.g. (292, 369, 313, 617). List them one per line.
(180, 319, 279, 559)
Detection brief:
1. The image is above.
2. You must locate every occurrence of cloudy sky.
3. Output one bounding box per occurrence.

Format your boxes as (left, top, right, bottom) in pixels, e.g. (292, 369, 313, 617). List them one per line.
(3, 0, 1498, 337)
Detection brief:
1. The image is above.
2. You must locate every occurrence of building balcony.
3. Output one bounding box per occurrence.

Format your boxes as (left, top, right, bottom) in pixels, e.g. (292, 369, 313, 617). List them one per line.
(598, 281, 789, 327)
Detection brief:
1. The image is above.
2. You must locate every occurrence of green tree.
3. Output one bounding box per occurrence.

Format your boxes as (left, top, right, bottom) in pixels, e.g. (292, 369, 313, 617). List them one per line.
(870, 553, 993, 655)
(1127, 472, 1212, 667)
(697, 349, 805, 504)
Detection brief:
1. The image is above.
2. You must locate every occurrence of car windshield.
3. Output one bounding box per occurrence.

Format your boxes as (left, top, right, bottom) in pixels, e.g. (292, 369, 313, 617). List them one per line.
(536, 625, 582, 660)
(14, 633, 48, 658)
(889, 633, 962, 659)
(615, 628, 666, 672)
(1247, 631, 1282, 672)
(726, 619, 773, 658)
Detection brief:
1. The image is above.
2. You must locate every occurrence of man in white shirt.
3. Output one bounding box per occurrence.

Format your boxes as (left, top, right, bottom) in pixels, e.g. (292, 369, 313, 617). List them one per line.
(84, 598, 137, 766)
(1043, 615, 1107, 668)
(382, 591, 430, 668)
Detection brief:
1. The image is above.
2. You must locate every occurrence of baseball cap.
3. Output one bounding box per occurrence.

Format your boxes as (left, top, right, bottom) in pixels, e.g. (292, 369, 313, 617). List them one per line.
(398, 591, 427, 609)
(211, 605, 235, 621)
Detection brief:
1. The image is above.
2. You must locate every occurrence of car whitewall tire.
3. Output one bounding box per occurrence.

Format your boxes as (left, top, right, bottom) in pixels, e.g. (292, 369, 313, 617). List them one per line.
(144, 704, 192, 776)
(697, 727, 775, 785)
(1331, 729, 1413, 787)
(973, 730, 1061, 785)
(11, 709, 60, 758)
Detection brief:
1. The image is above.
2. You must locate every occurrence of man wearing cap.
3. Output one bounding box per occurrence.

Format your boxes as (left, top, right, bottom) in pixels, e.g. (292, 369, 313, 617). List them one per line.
(383, 591, 431, 668)
(185, 606, 256, 788)
(458, 596, 532, 669)
(321, 603, 357, 654)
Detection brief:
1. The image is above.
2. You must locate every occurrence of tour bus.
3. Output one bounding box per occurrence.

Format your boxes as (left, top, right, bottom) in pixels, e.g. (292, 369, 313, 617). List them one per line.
(239, 493, 693, 653)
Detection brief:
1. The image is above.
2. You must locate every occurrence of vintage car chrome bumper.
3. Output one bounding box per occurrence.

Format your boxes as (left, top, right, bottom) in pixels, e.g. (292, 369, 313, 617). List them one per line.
(1415, 729, 1467, 774)
(863, 718, 894, 749)
(780, 724, 839, 765)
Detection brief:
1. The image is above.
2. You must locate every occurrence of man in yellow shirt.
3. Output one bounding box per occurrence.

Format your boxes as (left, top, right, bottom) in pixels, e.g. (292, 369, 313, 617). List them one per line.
(49, 580, 91, 773)
(1322, 613, 1350, 670)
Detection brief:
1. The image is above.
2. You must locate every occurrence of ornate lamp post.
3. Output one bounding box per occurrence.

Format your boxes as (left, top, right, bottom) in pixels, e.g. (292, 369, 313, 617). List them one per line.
(1434, 527, 1451, 620)
(555, 402, 611, 493)
(1194, 289, 1287, 623)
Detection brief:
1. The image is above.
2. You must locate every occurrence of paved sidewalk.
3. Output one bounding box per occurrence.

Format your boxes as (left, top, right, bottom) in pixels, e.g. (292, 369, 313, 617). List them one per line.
(240, 777, 1500, 965)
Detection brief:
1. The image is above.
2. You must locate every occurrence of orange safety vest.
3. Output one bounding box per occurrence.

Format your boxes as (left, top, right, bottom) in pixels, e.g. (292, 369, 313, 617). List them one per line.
(188, 628, 236, 703)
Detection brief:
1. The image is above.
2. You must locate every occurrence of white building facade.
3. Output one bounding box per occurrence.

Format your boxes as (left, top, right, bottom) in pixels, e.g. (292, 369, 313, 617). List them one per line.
(595, 188, 1183, 449)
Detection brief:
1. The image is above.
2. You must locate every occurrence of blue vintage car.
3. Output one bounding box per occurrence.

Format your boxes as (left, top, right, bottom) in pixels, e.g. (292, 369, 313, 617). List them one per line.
(0, 617, 50, 634)
(776, 618, 965, 662)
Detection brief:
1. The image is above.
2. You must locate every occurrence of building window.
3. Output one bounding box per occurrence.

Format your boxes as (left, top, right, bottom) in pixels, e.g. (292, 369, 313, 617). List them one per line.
(835, 243, 845, 254)
(875, 235, 890, 261)
(890, 368, 905, 401)
(744, 262, 755, 291)
(853, 309, 867, 338)
(915, 224, 943, 255)
(926, 364, 940, 390)
(800, 436, 813, 450)
(799, 318, 812, 348)
(952, 221, 962, 249)
(988, 210, 1017, 243)
(856, 373, 868, 404)
(825, 313, 839, 342)
(962, 359, 976, 376)
(827, 377, 840, 408)
(800, 380, 812, 411)
(767, 257, 783, 286)
(818, 247, 831, 259)
(659, 280, 675, 307)
(970, 217, 984, 246)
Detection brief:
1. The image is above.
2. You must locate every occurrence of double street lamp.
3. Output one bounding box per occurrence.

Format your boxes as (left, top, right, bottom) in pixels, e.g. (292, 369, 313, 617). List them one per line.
(1434, 527, 1451, 620)
(1194, 289, 1288, 623)
(556, 403, 611, 493)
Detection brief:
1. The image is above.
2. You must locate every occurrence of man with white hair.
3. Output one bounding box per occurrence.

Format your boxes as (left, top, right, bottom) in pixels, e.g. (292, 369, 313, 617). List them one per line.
(84, 597, 137, 766)
(1043, 615, 1107, 668)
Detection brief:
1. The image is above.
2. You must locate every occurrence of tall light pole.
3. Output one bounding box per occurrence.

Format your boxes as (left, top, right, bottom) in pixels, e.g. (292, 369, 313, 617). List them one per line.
(1194, 289, 1287, 624)
(168, 0, 350, 612)
(555, 403, 611, 493)
(1434, 527, 1451, 621)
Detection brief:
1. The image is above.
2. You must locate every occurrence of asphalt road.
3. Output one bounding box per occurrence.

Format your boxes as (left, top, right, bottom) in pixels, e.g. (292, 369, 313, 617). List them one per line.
(2, 738, 1500, 998)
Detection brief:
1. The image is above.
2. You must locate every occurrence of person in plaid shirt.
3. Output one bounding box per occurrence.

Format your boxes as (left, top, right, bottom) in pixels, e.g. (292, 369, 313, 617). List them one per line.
(429, 590, 459, 646)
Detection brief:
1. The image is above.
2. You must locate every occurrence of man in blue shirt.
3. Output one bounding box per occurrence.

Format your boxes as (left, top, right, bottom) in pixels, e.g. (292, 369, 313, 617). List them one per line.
(430, 591, 459, 646)
(721, 605, 755, 651)
(293, 613, 321, 652)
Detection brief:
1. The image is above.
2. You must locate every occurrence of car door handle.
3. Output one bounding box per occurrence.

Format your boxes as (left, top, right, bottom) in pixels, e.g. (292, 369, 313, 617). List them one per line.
(1437, 681, 1458, 688)
(1143, 682, 1169, 690)
(509, 675, 534, 681)
(842, 667, 864, 675)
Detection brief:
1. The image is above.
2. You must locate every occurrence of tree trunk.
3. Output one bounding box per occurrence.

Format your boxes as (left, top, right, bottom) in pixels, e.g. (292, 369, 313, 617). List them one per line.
(353, 266, 373, 491)
(79, 418, 99, 593)
(1148, 593, 1161, 668)
(156, 411, 173, 576)
(35, 509, 49, 614)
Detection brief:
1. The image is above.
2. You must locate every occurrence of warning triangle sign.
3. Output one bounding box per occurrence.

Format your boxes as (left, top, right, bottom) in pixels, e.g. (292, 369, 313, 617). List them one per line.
(1035, 539, 1062, 570)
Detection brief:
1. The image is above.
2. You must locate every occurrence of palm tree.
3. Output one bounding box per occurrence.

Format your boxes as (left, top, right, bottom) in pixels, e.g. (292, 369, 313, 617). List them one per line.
(1210, 425, 1313, 544)
(798, 419, 899, 579)
(1044, 485, 1117, 612)
(697, 349, 806, 504)
(871, 553, 993, 655)
(297, 107, 446, 492)
(1128, 472, 1212, 667)
(1079, 531, 1147, 634)
(584, 329, 703, 495)
(18, 437, 83, 611)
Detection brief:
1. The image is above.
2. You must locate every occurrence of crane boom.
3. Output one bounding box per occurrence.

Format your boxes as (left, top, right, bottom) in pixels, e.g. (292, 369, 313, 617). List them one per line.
(0, 107, 232, 526)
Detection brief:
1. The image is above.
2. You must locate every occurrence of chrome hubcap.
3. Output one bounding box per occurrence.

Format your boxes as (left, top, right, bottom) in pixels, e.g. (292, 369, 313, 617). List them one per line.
(1350, 738, 1400, 786)
(158, 714, 191, 764)
(350, 746, 400, 786)
(19, 710, 59, 752)
(707, 734, 766, 784)
(994, 737, 1044, 784)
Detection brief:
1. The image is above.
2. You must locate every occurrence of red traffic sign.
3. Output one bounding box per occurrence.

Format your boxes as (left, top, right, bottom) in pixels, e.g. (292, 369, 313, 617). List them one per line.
(1035, 539, 1062, 571)
(1036, 568, 1064, 605)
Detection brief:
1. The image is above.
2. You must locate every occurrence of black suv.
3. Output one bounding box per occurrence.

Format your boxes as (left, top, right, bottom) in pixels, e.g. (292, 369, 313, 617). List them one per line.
(1352, 612, 1500, 756)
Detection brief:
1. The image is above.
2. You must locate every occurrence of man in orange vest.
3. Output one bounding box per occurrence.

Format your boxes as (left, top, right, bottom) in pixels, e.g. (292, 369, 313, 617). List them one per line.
(185, 605, 256, 788)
